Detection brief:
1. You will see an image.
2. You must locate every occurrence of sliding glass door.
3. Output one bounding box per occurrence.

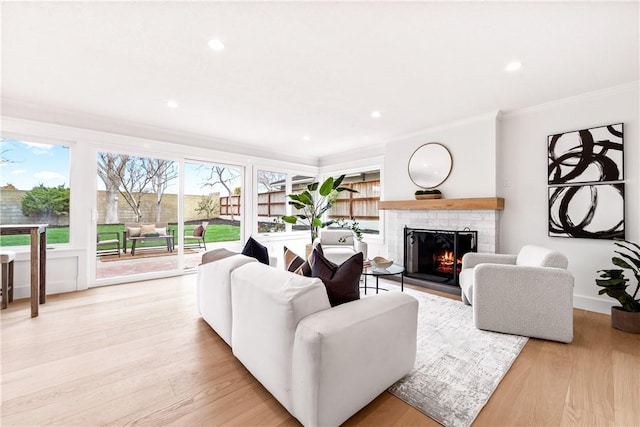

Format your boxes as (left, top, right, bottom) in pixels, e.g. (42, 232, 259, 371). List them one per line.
(95, 152, 178, 280)
(183, 161, 243, 268)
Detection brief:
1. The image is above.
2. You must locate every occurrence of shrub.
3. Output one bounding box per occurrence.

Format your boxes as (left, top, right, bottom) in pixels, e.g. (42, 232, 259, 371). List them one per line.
(21, 184, 70, 217)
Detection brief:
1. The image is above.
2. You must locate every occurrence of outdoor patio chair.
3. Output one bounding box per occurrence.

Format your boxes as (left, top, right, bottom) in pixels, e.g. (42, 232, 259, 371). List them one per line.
(96, 232, 121, 257)
(185, 221, 208, 250)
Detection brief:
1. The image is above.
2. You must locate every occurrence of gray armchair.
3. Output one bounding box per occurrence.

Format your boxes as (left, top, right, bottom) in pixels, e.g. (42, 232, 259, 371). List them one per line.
(459, 245, 574, 343)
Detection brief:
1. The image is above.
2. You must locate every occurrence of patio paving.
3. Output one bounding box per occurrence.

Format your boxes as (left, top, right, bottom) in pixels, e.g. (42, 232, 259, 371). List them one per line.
(96, 241, 240, 279)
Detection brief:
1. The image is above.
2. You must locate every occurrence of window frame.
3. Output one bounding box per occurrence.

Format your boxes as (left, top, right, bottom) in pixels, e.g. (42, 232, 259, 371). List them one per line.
(0, 133, 75, 250)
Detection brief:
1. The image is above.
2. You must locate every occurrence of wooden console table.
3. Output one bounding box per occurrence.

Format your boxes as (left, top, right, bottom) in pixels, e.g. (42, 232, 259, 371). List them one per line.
(0, 224, 47, 317)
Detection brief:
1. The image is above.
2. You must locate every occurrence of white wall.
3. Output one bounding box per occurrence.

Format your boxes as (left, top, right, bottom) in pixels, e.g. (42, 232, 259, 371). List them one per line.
(499, 83, 639, 314)
(380, 83, 639, 314)
(383, 112, 499, 200)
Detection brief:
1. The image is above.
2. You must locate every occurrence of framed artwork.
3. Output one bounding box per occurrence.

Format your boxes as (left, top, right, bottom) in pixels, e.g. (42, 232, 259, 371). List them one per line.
(548, 123, 623, 185)
(548, 183, 624, 239)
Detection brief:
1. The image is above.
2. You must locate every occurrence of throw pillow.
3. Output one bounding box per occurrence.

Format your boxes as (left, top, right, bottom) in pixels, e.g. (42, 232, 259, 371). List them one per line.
(241, 236, 270, 265)
(311, 247, 363, 307)
(127, 227, 141, 238)
(155, 227, 167, 236)
(284, 246, 311, 276)
(193, 225, 204, 237)
(140, 224, 156, 235)
(201, 248, 238, 265)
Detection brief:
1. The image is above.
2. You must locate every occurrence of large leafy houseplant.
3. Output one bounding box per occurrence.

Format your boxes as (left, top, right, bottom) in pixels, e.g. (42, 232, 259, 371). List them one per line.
(596, 239, 640, 312)
(282, 175, 357, 244)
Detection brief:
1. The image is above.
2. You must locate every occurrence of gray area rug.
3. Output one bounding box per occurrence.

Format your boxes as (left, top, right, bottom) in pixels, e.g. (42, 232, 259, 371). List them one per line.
(381, 285, 528, 427)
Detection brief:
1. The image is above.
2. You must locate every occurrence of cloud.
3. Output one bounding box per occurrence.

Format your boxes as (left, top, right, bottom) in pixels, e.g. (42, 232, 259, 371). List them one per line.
(12, 169, 26, 175)
(34, 171, 65, 181)
(22, 141, 54, 155)
(21, 141, 53, 150)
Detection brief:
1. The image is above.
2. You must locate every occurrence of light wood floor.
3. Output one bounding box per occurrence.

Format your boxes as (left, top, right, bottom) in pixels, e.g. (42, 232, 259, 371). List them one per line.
(1, 276, 638, 426)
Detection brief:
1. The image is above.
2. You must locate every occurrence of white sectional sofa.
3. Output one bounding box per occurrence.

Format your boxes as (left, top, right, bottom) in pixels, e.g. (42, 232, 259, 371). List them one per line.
(197, 253, 419, 427)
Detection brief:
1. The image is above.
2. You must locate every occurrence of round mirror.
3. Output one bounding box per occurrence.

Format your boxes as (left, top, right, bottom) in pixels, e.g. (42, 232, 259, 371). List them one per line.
(408, 143, 453, 189)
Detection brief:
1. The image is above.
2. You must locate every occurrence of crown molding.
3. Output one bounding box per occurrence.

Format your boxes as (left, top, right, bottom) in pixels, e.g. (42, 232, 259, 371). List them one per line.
(500, 81, 640, 120)
(1, 97, 319, 167)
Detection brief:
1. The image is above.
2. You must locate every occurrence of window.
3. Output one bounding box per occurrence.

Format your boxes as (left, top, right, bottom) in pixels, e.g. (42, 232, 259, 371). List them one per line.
(184, 160, 242, 250)
(256, 170, 287, 233)
(95, 151, 178, 279)
(0, 138, 71, 246)
(326, 170, 380, 236)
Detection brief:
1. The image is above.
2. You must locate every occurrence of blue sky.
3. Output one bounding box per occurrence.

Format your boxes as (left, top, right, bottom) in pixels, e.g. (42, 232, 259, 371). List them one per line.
(0, 139, 70, 190)
(0, 140, 243, 196)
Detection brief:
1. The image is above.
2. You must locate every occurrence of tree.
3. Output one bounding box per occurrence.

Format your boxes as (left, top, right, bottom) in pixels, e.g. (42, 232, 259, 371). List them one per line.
(21, 184, 70, 217)
(257, 170, 284, 192)
(115, 156, 158, 223)
(97, 153, 128, 224)
(195, 195, 219, 219)
(201, 166, 241, 221)
(144, 159, 178, 222)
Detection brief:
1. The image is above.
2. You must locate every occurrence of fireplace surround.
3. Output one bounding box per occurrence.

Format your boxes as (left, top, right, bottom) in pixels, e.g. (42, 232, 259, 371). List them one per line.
(381, 198, 503, 294)
(404, 227, 477, 286)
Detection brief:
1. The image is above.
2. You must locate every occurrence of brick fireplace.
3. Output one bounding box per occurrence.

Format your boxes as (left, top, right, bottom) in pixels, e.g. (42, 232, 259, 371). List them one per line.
(380, 197, 504, 292)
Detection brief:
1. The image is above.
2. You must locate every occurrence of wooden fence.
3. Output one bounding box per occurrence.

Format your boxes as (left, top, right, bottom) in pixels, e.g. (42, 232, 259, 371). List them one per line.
(222, 179, 380, 220)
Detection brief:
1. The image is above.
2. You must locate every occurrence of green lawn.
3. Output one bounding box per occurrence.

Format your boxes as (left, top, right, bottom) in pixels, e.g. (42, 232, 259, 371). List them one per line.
(0, 223, 240, 248)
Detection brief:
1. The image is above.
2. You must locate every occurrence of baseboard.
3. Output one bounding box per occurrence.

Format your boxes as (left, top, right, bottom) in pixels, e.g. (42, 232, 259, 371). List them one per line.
(11, 279, 76, 300)
(573, 294, 614, 315)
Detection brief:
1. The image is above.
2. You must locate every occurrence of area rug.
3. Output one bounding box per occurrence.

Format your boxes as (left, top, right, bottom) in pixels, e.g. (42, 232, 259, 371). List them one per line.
(384, 286, 528, 427)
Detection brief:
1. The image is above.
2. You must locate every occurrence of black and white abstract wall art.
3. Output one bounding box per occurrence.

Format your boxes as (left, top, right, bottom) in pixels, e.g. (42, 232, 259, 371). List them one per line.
(548, 183, 624, 239)
(548, 123, 624, 185)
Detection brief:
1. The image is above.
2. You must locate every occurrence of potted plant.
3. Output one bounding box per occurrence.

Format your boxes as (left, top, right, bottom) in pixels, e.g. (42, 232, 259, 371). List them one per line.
(333, 217, 364, 242)
(596, 239, 640, 333)
(282, 175, 357, 245)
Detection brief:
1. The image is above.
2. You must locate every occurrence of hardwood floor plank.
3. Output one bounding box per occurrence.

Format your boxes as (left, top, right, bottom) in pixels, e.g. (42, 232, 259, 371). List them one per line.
(2, 275, 638, 427)
(561, 310, 616, 426)
(611, 322, 640, 426)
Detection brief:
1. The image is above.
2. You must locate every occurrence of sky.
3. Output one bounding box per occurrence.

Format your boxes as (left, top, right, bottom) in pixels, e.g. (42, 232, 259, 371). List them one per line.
(0, 139, 243, 196)
(0, 139, 70, 190)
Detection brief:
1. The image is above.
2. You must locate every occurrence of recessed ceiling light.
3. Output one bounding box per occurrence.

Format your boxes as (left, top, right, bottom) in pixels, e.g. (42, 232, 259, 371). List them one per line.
(166, 100, 178, 108)
(371, 111, 382, 118)
(208, 39, 225, 51)
(505, 61, 522, 72)
(303, 135, 311, 141)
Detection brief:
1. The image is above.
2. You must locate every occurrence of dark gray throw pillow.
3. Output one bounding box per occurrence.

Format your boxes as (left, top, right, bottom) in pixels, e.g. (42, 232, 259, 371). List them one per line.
(311, 246, 363, 307)
(241, 236, 270, 265)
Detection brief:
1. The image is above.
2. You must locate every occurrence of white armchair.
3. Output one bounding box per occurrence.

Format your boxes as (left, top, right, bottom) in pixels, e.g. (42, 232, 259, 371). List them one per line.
(313, 228, 368, 265)
(459, 245, 574, 343)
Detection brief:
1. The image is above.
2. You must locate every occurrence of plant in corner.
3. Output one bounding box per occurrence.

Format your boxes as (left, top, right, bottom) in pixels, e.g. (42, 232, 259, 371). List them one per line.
(596, 239, 640, 333)
(282, 175, 358, 244)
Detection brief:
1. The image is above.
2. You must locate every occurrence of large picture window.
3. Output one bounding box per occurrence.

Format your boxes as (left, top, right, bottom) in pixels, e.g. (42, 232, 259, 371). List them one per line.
(326, 169, 380, 236)
(256, 170, 287, 233)
(0, 138, 71, 246)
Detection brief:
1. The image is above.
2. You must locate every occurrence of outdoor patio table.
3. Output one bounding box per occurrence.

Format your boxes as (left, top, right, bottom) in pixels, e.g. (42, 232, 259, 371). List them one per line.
(129, 235, 174, 256)
(0, 224, 47, 317)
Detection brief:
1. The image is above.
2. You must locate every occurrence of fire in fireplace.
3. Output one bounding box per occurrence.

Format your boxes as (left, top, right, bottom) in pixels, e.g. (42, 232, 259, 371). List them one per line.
(404, 227, 478, 286)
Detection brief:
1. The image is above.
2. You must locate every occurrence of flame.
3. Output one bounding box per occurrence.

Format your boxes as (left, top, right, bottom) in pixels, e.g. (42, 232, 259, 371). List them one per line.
(434, 250, 463, 274)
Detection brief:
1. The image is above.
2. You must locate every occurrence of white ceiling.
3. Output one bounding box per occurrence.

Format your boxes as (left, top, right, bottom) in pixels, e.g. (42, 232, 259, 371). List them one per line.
(2, 1, 638, 161)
